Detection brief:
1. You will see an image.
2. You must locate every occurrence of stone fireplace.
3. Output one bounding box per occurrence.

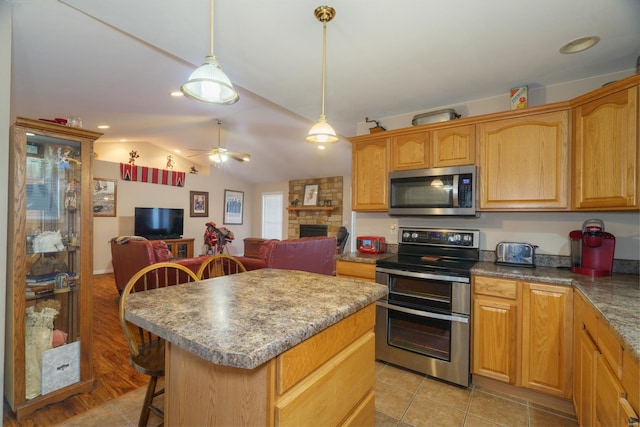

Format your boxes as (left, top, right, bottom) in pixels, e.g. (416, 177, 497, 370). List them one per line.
(288, 176, 343, 239)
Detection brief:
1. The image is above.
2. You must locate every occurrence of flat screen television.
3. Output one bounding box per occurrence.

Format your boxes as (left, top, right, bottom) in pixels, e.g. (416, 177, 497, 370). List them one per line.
(134, 207, 184, 240)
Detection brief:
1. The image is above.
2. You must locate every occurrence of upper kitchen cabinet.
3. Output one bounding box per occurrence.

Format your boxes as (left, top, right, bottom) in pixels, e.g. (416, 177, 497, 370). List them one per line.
(431, 124, 476, 168)
(6, 117, 101, 419)
(391, 131, 429, 171)
(350, 136, 390, 211)
(390, 124, 475, 171)
(478, 107, 570, 210)
(572, 75, 639, 210)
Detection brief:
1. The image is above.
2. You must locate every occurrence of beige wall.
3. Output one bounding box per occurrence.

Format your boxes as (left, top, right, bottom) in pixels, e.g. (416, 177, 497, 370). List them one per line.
(1, 0, 11, 402)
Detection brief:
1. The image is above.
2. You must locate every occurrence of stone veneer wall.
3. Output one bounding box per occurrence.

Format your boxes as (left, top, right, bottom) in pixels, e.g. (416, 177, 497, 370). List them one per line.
(288, 176, 343, 239)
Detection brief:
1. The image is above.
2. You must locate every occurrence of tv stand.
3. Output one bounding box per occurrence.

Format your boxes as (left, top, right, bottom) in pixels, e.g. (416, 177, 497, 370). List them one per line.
(164, 238, 195, 259)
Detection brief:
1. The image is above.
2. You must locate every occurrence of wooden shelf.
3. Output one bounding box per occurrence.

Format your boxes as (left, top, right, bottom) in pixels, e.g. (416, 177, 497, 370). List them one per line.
(287, 206, 337, 216)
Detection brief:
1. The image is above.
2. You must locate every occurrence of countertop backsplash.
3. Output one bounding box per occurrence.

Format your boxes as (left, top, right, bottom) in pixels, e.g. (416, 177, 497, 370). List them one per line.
(479, 250, 639, 275)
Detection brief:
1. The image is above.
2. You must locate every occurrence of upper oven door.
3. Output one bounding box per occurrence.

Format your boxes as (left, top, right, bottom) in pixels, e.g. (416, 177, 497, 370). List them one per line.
(388, 165, 476, 216)
(376, 267, 471, 316)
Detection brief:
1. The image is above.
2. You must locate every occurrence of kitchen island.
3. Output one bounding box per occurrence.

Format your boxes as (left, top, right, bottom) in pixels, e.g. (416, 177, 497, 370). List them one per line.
(124, 268, 388, 426)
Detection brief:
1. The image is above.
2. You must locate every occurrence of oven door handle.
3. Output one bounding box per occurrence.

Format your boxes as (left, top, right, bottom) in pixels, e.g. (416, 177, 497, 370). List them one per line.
(377, 301, 469, 324)
(376, 267, 469, 283)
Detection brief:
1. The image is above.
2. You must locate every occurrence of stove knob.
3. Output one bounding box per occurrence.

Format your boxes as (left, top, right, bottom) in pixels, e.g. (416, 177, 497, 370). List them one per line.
(402, 232, 411, 240)
(411, 232, 418, 240)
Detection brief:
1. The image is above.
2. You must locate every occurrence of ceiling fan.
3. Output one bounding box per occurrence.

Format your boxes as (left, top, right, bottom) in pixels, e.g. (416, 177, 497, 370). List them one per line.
(189, 120, 251, 165)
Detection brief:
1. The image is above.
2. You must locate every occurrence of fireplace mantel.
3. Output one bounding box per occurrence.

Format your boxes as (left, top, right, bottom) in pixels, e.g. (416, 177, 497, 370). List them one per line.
(287, 206, 337, 217)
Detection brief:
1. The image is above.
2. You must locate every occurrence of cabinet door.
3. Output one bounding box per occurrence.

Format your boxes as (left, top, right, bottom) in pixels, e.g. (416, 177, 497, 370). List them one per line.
(351, 137, 389, 211)
(335, 260, 376, 282)
(390, 131, 428, 171)
(596, 353, 627, 427)
(478, 110, 570, 210)
(432, 124, 475, 167)
(472, 297, 517, 383)
(521, 282, 573, 397)
(575, 328, 598, 427)
(573, 86, 638, 209)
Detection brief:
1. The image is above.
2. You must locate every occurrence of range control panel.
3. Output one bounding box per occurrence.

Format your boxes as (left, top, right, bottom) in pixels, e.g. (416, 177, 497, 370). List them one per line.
(399, 227, 479, 248)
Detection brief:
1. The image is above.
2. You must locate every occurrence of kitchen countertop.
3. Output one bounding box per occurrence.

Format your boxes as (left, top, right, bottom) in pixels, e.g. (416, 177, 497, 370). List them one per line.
(472, 262, 640, 363)
(335, 251, 394, 264)
(124, 268, 388, 370)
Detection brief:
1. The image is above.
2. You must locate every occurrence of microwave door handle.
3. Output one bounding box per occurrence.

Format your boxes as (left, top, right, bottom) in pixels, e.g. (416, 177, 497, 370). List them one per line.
(452, 174, 459, 207)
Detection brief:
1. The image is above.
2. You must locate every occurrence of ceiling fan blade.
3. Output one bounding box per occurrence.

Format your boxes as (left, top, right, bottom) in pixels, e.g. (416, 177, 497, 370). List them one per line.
(227, 151, 251, 162)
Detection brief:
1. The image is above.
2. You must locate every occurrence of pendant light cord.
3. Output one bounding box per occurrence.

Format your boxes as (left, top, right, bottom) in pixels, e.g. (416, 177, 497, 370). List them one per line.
(320, 20, 327, 117)
(210, 0, 214, 56)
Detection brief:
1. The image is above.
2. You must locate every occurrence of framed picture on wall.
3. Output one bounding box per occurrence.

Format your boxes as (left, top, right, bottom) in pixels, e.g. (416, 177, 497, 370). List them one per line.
(303, 184, 319, 206)
(190, 191, 209, 217)
(93, 178, 117, 217)
(223, 190, 243, 225)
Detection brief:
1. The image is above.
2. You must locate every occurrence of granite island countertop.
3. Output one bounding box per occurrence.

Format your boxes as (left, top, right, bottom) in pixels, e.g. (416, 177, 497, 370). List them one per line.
(472, 262, 640, 363)
(124, 268, 388, 370)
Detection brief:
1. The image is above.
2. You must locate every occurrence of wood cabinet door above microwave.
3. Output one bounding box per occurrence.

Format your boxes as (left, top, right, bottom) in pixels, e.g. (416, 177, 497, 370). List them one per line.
(478, 110, 570, 210)
(572, 85, 638, 210)
(351, 137, 389, 211)
(390, 131, 428, 171)
(431, 124, 476, 167)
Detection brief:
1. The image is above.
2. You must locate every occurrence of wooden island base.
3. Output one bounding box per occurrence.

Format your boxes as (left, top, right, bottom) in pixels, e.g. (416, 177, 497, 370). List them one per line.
(165, 304, 377, 427)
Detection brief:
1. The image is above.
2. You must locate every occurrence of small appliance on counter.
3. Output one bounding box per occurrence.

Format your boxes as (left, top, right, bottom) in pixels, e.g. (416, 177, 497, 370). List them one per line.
(494, 242, 537, 267)
(569, 219, 615, 277)
(356, 236, 386, 254)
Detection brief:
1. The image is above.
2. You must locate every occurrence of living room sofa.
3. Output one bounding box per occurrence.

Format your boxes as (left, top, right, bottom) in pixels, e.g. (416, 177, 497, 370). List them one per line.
(234, 236, 337, 275)
(110, 237, 209, 293)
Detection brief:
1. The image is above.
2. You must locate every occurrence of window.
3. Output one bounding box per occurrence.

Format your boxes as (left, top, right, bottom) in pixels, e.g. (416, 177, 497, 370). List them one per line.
(262, 192, 283, 240)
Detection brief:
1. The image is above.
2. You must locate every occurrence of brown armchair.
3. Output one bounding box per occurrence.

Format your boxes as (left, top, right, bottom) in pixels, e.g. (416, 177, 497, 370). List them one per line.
(110, 237, 209, 293)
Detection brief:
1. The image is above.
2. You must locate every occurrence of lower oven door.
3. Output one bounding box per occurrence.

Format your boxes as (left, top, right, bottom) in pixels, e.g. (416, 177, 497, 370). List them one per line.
(375, 300, 470, 387)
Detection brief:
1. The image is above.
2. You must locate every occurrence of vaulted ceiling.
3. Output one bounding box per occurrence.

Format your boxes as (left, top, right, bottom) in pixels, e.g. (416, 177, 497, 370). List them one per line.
(10, 0, 640, 184)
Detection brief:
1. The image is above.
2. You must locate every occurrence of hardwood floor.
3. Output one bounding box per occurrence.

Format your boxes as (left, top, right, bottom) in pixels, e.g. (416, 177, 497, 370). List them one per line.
(3, 273, 148, 426)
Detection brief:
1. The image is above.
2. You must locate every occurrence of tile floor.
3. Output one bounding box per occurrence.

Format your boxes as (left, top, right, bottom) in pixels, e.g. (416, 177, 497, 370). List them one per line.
(59, 362, 579, 427)
(374, 361, 578, 427)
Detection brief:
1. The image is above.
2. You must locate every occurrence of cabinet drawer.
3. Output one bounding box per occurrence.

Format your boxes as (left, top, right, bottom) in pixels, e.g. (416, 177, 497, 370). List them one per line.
(474, 276, 518, 300)
(340, 390, 375, 427)
(276, 304, 375, 394)
(598, 320, 623, 379)
(275, 332, 375, 427)
(335, 261, 376, 282)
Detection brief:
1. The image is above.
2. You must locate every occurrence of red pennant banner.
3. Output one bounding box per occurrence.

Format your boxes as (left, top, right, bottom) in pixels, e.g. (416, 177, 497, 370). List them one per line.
(120, 163, 185, 187)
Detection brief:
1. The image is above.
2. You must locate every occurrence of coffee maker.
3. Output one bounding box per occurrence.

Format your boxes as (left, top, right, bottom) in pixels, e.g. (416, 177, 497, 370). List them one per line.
(569, 219, 615, 277)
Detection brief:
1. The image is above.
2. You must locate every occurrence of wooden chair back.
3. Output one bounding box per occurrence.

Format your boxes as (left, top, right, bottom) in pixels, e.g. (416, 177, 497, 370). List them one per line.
(196, 254, 247, 280)
(119, 262, 199, 357)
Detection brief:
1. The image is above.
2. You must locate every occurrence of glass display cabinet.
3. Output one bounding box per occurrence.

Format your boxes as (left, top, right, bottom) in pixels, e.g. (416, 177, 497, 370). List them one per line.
(5, 117, 101, 419)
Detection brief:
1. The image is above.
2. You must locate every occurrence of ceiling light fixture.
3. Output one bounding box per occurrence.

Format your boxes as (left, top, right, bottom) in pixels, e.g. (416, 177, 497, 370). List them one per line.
(181, 0, 239, 105)
(559, 36, 600, 54)
(189, 120, 250, 167)
(305, 5, 339, 148)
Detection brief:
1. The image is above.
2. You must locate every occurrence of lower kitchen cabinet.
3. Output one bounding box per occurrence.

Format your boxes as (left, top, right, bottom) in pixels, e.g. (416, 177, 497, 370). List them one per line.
(520, 282, 573, 398)
(573, 290, 639, 427)
(472, 276, 518, 383)
(472, 276, 573, 398)
(335, 260, 376, 283)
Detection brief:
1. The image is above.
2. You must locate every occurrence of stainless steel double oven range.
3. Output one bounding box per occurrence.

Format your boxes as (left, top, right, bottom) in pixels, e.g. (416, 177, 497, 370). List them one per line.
(375, 227, 479, 387)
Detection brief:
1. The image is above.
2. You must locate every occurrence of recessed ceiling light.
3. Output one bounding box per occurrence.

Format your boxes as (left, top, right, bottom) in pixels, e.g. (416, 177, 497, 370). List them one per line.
(174, 149, 181, 153)
(559, 36, 600, 54)
(97, 125, 110, 129)
(170, 91, 184, 97)
(119, 139, 128, 142)
(317, 145, 326, 150)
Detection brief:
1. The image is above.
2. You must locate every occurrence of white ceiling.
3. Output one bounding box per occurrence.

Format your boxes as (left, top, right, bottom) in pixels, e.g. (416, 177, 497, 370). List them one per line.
(9, 0, 640, 184)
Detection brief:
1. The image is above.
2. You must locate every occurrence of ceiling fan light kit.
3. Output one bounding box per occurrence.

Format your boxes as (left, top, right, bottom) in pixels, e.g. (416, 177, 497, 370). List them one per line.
(189, 120, 251, 167)
(305, 5, 339, 148)
(181, 0, 239, 105)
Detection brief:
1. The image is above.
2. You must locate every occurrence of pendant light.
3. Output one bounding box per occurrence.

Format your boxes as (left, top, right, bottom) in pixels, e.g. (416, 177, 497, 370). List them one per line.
(305, 5, 339, 147)
(181, 0, 239, 105)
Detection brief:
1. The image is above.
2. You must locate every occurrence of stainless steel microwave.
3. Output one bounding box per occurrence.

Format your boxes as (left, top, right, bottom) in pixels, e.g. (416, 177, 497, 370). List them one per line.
(388, 165, 477, 216)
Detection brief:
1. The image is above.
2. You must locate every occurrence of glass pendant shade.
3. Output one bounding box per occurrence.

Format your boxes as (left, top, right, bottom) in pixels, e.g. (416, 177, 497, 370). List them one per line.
(181, 55, 239, 105)
(305, 115, 339, 144)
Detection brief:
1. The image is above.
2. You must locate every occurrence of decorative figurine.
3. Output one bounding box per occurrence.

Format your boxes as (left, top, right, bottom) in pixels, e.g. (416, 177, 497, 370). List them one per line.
(166, 154, 174, 170)
(190, 165, 199, 174)
(128, 150, 139, 165)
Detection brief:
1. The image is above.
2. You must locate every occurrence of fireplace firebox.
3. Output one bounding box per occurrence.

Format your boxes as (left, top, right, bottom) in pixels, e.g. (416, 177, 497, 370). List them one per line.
(299, 224, 328, 238)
